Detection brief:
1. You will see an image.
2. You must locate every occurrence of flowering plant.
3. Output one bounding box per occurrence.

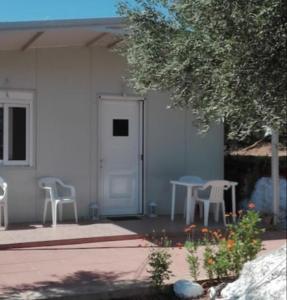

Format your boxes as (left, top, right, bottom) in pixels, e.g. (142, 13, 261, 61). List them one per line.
(185, 203, 264, 280)
(147, 231, 173, 289)
(185, 240, 200, 280)
(204, 207, 264, 279)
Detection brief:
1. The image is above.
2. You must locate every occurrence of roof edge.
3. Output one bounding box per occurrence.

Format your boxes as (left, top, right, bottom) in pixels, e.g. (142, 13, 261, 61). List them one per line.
(0, 17, 125, 32)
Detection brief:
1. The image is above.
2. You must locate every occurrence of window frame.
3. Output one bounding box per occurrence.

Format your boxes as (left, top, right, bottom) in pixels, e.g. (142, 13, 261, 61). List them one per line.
(0, 90, 33, 166)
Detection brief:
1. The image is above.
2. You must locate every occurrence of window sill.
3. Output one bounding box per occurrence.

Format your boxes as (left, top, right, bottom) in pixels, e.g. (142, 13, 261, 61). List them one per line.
(0, 164, 35, 170)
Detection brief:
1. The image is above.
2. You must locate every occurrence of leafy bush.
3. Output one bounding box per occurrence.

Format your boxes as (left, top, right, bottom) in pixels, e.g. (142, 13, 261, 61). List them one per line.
(205, 209, 263, 279)
(185, 241, 200, 280)
(185, 207, 264, 280)
(148, 234, 173, 290)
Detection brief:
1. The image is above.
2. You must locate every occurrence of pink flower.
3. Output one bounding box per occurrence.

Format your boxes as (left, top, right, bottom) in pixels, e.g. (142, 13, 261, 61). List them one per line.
(248, 202, 256, 209)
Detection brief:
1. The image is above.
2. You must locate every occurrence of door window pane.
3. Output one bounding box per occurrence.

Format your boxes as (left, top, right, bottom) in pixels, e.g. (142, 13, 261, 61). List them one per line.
(113, 119, 129, 136)
(0, 108, 3, 160)
(8, 107, 26, 161)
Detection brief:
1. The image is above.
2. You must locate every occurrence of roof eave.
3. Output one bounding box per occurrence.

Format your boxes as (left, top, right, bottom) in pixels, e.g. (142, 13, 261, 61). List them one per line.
(0, 17, 126, 34)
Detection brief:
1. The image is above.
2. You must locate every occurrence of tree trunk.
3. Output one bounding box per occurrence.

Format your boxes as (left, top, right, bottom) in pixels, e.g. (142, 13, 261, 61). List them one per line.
(271, 129, 279, 225)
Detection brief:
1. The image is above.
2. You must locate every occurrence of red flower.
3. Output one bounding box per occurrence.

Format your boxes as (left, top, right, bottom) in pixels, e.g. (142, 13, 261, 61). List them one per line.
(201, 228, 208, 234)
(184, 224, 197, 233)
(176, 242, 183, 249)
(227, 239, 235, 250)
(248, 202, 256, 209)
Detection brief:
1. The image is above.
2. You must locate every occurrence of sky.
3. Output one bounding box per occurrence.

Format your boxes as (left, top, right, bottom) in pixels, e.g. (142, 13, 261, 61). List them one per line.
(0, 0, 124, 22)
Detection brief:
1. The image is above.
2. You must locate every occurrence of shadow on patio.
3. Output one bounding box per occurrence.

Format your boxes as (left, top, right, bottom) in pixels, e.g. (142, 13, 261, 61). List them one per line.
(0, 270, 150, 300)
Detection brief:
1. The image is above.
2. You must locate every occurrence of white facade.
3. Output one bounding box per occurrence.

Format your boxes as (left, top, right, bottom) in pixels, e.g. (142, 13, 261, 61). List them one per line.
(0, 46, 224, 223)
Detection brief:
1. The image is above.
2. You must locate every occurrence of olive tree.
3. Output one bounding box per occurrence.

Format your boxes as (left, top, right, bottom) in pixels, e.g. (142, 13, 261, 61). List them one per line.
(118, 0, 287, 223)
(118, 0, 287, 139)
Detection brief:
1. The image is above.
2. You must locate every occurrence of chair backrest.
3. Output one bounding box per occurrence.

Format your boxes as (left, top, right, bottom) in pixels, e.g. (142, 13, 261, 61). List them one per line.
(204, 180, 231, 203)
(0, 177, 7, 201)
(38, 177, 61, 200)
(179, 176, 204, 184)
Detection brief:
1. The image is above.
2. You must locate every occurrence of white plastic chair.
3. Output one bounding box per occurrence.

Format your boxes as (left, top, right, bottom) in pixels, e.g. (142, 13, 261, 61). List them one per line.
(38, 177, 78, 227)
(195, 180, 231, 227)
(0, 177, 8, 229)
(179, 176, 204, 218)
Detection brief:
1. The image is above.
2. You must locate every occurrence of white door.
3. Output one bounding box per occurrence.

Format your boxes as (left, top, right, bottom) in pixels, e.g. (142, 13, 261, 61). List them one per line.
(99, 100, 143, 215)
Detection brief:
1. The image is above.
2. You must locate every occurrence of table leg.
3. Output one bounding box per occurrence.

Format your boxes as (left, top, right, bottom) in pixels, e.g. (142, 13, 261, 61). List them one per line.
(186, 187, 192, 225)
(171, 183, 176, 221)
(190, 194, 196, 224)
(232, 185, 236, 223)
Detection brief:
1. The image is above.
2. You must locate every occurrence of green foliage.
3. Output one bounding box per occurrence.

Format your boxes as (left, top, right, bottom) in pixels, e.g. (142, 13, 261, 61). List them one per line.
(185, 241, 200, 280)
(232, 210, 264, 261)
(118, 0, 287, 139)
(148, 234, 173, 289)
(148, 248, 172, 289)
(203, 210, 264, 279)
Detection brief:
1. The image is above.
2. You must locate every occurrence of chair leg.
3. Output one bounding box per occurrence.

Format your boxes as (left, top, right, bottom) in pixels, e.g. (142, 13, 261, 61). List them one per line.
(0, 206, 2, 227)
(214, 203, 220, 223)
(199, 203, 203, 219)
(59, 203, 63, 222)
(183, 197, 187, 219)
(4, 203, 8, 229)
(171, 183, 176, 221)
(203, 201, 210, 227)
(52, 202, 58, 228)
(190, 199, 196, 224)
(73, 201, 78, 223)
(222, 202, 227, 226)
(43, 200, 49, 224)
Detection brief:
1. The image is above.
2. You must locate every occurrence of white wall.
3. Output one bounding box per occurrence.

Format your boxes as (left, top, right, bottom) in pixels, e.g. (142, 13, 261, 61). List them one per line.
(0, 46, 223, 223)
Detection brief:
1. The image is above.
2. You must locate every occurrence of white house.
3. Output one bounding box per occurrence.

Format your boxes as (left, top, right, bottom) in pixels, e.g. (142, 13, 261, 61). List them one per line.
(0, 17, 224, 223)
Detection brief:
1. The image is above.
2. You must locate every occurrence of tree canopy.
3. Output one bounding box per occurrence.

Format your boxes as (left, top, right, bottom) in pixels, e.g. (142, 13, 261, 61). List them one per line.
(118, 0, 287, 139)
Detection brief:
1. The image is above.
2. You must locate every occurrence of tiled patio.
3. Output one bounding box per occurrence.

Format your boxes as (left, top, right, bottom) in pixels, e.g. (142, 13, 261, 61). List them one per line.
(0, 233, 285, 300)
(0, 216, 286, 299)
(0, 215, 225, 249)
(1, 215, 286, 249)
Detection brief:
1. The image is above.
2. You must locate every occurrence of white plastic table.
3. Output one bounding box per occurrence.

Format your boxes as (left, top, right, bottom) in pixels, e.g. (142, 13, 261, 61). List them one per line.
(170, 180, 238, 225)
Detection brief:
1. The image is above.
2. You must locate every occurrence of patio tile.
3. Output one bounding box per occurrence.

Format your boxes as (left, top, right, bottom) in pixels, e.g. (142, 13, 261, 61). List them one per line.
(0, 216, 218, 248)
(0, 237, 285, 299)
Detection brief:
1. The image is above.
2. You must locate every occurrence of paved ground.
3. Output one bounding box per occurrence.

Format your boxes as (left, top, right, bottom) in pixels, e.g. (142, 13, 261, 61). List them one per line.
(0, 216, 228, 248)
(0, 232, 285, 300)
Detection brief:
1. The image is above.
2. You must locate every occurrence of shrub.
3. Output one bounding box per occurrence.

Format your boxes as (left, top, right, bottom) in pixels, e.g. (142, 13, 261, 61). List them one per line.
(147, 234, 172, 290)
(204, 209, 263, 279)
(185, 207, 264, 280)
(185, 241, 200, 280)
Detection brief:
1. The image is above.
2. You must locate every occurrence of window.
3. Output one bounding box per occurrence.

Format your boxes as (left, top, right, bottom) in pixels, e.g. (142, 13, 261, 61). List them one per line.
(0, 91, 33, 166)
(113, 119, 129, 136)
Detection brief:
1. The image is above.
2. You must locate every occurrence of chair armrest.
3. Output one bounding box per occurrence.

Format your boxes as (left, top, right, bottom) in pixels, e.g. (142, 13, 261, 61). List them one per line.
(0, 189, 7, 201)
(59, 182, 76, 198)
(197, 183, 209, 191)
(2, 185, 8, 200)
(40, 186, 55, 201)
(224, 182, 232, 190)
